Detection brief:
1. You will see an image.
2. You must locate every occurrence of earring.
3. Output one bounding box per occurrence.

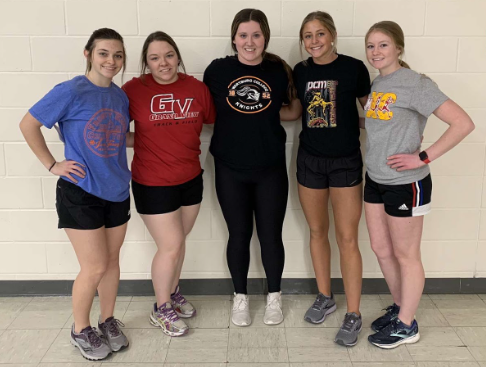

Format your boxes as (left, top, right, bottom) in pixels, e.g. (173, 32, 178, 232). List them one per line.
(331, 41, 334, 47)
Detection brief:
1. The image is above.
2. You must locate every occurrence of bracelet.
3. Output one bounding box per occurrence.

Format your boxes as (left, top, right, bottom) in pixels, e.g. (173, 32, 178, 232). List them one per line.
(48, 162, 56, 172)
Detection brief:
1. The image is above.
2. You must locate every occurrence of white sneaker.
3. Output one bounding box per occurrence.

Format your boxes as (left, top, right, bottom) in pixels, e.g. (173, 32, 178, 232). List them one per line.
(232, 293, 251, 326)
(264, 291, 284, 325)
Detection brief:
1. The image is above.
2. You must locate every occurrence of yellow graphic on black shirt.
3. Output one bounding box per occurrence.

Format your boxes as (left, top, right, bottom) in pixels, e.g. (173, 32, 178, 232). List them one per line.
(365, 92, 397, 121)
(307, 92, 335, 127)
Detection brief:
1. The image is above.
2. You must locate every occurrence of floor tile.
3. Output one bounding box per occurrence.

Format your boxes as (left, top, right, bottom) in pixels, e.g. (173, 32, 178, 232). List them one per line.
(168, 328, 228, 349)
(408, 346, 475, 362)
(287, 346, 350, 363)
(9, 307, 72, 330)
(415, 308, 450, 327)
(469, 347, 486, 361)
(39, 363, 102, 367)
(0, 302, 29, 329)
(109, 329, 170, 363)
(285, 327, 339, 348)
(289, 363, 352, 367)
(0, 329, 59, 364)
(121, 301, 154, 329)
(165, 364, 227, 367)
(352, 363, 415, 367)
(184, 301, 231, 329)
(99, 364, 163, 367)
(185, 295, 232, 301)
(434, 300, 486, 309)
(429, 294, 481, 300)
(229, 328, 286, 348)
(415, 362, 481, 366)
(456, 327, 486, 346)
(41, 329, 94, 363)
(440, 309, 486, 327)
(229, 307, 285, 328)
(63, 302, 130, 329)
(227, 347, 288, 363)
(0, 297, 33, 304)
(164, 348, 227, 363)
(406, 327, 464, 348)
(227, 364, 289, 367)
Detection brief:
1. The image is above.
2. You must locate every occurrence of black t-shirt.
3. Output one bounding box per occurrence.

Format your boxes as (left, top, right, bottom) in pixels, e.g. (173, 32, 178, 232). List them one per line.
(294, 55, 370, 157)
(204, 56, 290, 169)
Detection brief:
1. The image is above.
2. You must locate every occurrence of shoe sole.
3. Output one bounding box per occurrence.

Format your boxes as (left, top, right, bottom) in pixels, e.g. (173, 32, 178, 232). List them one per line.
(175, 309, 197, 319)
(70, 338, 111, 361)
(304, 303, 337, 324)
(231, 317, 252, 327)
(149, 314, 189, 337)
(263, 317, 284, 326)
(370, 332, 421, 349)
(334, 323, 362, 347)
(111, 343, 129, 352)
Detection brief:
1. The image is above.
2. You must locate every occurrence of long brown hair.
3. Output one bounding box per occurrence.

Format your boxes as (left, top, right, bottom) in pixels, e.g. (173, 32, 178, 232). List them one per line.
(139, 31, 187, 82)
(231, 9, 297, 100)
(84, 28, 126, 75)
(299, 11, 337, 61)
(365, 21, 410, 69)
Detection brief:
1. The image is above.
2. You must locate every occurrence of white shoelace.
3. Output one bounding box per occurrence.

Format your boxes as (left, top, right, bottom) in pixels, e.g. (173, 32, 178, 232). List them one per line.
(233, 296, 248, 311)
(266, 296, 281, 310)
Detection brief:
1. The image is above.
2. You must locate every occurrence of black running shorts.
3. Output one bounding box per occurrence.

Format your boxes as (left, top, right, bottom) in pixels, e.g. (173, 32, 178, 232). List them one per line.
(132, 171, 203, 215)
(364, 173, 432, 217)
(56, 178, 131, 230)
(297, 146, 363, 189)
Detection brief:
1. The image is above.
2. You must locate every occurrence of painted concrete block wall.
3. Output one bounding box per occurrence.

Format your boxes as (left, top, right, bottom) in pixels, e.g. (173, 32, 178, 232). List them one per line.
(0, 0, 485, 280)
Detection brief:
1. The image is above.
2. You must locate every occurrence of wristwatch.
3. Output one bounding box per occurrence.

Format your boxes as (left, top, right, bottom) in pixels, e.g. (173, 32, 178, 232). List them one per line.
(419, 150, 431, 164)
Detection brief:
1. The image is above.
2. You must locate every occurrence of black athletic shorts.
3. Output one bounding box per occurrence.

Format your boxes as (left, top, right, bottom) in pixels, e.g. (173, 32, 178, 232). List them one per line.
(132, 170, 203, 215)
(56, 178, 131, 230)
(297, 146, 363, 189)
(364, 173, 432, 217)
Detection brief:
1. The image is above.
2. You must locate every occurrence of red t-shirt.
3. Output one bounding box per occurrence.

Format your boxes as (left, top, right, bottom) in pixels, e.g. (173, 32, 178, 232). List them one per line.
(122, 74, 216, 186)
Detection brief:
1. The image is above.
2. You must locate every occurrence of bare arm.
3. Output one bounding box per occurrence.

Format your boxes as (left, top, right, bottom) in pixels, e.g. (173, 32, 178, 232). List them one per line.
(387, 99, 475, 171)
(358, 95, 368, 129)
(280, 98, 302, 121)
(19, 112, 86, 182)
(126, 131, 134, 148)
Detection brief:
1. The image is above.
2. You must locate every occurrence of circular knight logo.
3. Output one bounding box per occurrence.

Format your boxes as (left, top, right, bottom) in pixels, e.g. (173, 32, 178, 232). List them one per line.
(226, 76, 272, 114)
(84, 108, 127, 158)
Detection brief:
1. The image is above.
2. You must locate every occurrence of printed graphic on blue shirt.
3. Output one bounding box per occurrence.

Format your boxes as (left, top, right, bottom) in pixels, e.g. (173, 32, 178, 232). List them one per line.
(85, 108, 128, 157)
(304, 80, 338, 128)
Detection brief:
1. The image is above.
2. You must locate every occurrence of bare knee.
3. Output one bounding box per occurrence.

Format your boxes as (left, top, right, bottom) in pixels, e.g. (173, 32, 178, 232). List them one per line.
(336, 235, 359, 254)
(394, 247, 421, 265)
(371, 241, 395, 262)
(80, 261, 109, 282)
(309, 226, 329, 240)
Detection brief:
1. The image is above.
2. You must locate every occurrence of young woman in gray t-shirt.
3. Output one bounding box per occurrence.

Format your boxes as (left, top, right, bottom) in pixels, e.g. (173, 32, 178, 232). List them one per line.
(363, 21, 474, 349)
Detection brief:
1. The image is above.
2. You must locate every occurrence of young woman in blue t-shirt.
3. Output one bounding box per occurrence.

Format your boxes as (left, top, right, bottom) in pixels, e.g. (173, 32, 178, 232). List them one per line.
(19, 28, 131, 361)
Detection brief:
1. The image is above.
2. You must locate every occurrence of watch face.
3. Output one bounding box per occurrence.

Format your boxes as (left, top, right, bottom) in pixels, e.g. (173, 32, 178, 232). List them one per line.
(419, 151, 428, 161)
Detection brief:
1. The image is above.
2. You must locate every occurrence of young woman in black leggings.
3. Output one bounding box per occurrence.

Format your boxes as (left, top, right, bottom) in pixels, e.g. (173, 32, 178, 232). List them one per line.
(204, 8, 296, 326)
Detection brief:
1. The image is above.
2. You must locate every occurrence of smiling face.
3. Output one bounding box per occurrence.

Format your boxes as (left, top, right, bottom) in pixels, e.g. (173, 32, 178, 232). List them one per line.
(302, 19, 336, 64)
(366, 31, 402, 76)
(233, 21, 266, 65)
(146, 40, 179, 85)
(84, 39, 124, 87)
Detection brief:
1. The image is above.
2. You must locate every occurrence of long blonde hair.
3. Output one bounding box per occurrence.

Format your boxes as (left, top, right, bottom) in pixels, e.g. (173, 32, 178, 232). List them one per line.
(365, 21, 410, 69)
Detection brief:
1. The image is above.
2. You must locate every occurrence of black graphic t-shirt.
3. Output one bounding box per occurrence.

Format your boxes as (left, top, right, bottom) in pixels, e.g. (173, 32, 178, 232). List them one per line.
(294, 55, 370, 157)
(204, 56, 290, 169)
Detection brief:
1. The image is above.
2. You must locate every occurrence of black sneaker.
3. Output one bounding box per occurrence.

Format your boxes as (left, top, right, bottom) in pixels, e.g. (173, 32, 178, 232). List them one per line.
(371, 303, 400, 332)
(368, 318, 420, 349)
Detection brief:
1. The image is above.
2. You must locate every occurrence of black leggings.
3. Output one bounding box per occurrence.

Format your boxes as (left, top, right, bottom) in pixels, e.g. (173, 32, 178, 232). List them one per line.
(215, 160, 288, 294)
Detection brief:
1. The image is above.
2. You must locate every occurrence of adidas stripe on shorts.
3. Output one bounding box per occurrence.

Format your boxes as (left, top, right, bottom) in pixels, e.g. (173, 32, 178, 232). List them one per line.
(364, 173, 432, 217)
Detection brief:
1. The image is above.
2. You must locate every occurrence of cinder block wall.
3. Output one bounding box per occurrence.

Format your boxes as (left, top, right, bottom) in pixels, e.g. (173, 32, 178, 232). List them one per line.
(0, 0, 485, 281)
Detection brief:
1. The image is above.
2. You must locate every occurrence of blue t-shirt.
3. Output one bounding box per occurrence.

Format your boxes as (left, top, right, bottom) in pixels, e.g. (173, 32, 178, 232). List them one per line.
(30, 76, 131, 202)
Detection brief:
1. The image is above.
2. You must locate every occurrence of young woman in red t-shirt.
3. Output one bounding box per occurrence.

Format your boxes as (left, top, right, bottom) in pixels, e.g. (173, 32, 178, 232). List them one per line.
(123, 32, 216, 336)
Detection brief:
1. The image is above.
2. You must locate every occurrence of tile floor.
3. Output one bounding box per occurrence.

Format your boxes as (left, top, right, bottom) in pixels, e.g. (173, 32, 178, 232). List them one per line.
(1, 293, 486, 366)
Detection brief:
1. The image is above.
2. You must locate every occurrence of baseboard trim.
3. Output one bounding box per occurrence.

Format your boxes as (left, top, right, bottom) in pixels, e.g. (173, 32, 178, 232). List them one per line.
(0, 278, 484, 297)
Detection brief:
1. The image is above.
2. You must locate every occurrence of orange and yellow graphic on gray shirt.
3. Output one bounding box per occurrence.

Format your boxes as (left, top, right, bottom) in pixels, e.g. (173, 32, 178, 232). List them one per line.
(365, 92, 397, 121)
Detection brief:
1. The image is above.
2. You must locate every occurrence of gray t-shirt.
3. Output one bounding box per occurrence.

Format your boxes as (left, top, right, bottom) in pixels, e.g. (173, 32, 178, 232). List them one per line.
(364, 67, 448, 185)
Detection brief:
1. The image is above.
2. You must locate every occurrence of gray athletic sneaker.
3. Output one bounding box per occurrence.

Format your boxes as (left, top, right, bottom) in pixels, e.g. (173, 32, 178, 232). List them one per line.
(98, 316, 129, 352)
(304, 292, 337, 324)
(70, 324, 112, 361)
(334, 312, 362, 347)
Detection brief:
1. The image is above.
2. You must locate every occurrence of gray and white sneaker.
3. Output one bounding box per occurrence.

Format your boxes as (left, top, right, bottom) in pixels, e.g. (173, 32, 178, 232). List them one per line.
(70, 324, 112, 361)
(335, 312, 362, 347)
(98, 316, 129, 352)
(304, 292, 336, 324)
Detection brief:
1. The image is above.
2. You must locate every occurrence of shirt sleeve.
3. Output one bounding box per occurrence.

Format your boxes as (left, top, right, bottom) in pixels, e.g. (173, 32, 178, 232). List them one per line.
(356, 61, 371, 98)
(29, 82, 74, 129)
(202, 83, 216, 125)
(410, 75, 449, 117)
